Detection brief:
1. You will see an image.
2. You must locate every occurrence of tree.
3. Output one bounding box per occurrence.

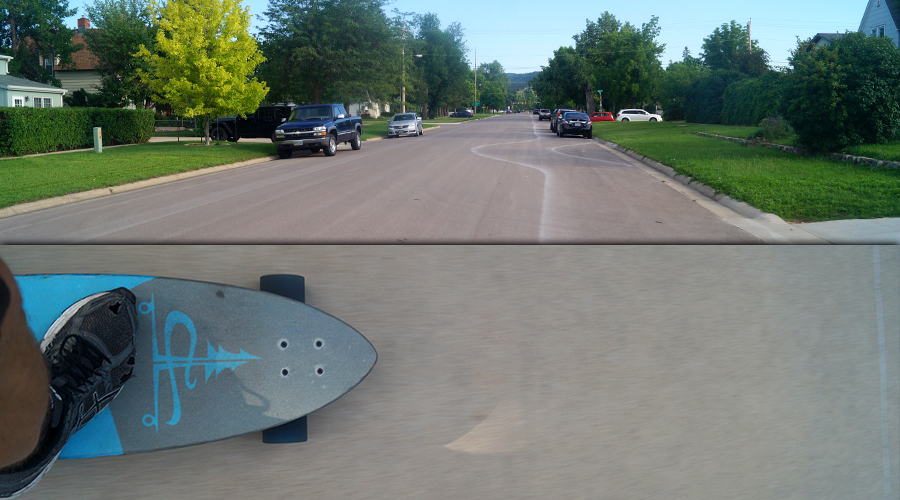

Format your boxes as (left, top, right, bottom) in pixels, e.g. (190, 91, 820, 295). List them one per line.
(477, 60, 509, 110)
(659, 48, 705, 120)
(137, 0, 268, 145)
(0, 0, 77, 84)
(575, 12, 665, 112)
(531, 46, 586, 111)
(258, 0, 401, 107)
(404, 13, 470, 118)
(83, 0, 157, 108)
(784, 31, 900, 152)
(701, 20, 769, 77)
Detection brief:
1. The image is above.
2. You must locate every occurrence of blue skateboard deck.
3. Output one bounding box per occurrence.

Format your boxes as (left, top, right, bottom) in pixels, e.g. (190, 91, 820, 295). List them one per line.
(15, 274, 376, 459)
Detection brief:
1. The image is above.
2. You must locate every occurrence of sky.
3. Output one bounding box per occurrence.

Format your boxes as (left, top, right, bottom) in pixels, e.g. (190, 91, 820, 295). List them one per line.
(65, 0, 868, 74)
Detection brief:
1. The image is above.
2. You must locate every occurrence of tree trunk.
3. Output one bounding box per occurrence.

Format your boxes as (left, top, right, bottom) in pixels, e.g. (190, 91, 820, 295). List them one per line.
(205, 115, 210, 146)
(9, 18, 18, 52)
(584, 83, 595, 114)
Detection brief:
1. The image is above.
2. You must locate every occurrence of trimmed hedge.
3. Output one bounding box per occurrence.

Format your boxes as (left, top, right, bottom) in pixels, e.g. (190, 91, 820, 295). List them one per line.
(684, 69, 746, 124)
(721, 71, 787, 126)
(0, 107, 154, 157)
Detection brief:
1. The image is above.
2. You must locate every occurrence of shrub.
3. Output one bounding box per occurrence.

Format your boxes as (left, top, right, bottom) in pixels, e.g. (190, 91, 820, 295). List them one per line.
(721, 71, 787, 126)
(751, 115, 794, 141)
(684, 69, 746, 124)
(0, 107, 154, 156)
(784, 32, 900, 152)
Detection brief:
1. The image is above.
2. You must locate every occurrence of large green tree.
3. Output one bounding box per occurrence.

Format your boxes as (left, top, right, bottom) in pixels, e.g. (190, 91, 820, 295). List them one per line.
(0, 0, 77, 84)
(259, 0, 400, 106)
(137, 0, 268, 145)
(658, 47, 705, 120)
(404, 13, 470, 118)
(701, 20, 769, 77)
(531, 46, 586, 111)
(784, 31, 900, 152)
(574, 12, 665, 112)
(83, 0, 157, 108)
(477, 60, 509, 110)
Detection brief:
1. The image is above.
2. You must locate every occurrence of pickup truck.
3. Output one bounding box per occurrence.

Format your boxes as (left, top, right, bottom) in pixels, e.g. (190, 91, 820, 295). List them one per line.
(210, 105, 293, 142)
(272, 104, 363, 159)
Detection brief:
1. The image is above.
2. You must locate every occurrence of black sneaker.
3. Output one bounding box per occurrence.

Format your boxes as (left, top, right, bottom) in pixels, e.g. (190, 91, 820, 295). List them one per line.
(0, 288, 137, 499)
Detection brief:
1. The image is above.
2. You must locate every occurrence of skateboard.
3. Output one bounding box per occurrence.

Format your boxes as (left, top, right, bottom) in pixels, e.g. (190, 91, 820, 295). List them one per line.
(14, 274, 376, 459)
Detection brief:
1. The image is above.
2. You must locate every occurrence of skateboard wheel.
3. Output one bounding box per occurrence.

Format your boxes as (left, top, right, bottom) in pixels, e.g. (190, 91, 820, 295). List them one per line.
(261, 274, 309, 444)
(260, 275, 305, 303)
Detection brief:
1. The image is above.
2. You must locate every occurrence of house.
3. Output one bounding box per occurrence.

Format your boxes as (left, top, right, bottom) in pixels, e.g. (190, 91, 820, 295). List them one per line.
(806, 33, 845, 51)
(0, 55, 67, 107)
(859, 0, 899, 47)
(52, 17, 102, 96)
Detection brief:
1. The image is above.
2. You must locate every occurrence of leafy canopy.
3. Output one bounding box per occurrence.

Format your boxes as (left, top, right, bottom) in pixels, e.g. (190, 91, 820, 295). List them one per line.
(137, 0, 268, 144)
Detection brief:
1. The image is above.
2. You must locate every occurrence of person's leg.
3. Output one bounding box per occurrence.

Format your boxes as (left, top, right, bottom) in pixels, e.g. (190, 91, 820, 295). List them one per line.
(0, 259, 49, 469)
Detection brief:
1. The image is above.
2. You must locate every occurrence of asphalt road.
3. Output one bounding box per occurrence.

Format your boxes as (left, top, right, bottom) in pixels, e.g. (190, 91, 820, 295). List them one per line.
(2, 245, 897, 499)
(0, 115, 761, 243)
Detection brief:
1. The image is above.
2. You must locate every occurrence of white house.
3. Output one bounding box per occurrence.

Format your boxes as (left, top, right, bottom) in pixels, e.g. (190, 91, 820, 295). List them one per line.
(859, 0, 899, 47)
(0, 55, 67, 108)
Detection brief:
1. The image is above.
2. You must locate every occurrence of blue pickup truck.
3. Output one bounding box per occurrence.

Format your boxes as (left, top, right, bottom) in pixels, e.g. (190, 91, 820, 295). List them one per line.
(272, 104, 363, 159)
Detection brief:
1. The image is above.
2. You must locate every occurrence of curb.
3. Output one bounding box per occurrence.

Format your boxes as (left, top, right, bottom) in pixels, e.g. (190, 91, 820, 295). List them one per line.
(594, 138, 785, 222)
(0, 155, 277, 219)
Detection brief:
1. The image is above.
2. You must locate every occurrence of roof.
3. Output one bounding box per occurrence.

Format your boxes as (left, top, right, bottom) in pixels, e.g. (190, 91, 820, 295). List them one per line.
(812, 33, 845, 43)
(54, 32, 99, 71)
(0, 74, 67, 93)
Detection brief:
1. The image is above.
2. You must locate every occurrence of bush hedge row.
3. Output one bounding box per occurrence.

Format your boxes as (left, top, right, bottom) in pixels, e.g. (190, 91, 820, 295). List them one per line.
(721, 71, 787, 127)
(0, 107, 154, 157)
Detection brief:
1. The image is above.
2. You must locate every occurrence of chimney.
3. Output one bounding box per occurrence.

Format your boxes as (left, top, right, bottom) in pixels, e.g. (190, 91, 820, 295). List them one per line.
(78, 17, 90, 34)
(0, 55, 10, 76)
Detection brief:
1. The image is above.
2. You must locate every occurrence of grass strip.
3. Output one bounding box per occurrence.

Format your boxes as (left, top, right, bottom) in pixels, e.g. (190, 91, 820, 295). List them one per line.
(0, 141, 273, 209)
(592, 122, 900, 222)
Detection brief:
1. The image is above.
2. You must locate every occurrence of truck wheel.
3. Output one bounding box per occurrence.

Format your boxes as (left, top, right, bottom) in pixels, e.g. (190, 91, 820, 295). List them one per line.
(323, 134, 337, 156)
(350, 131, 362, 150)
(277, 149, 292, 159)
(211, 127, 229, 142)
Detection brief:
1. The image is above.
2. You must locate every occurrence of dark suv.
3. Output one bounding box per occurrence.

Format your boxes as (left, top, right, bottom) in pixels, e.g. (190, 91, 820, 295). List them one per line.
(209, 105, 293, 142)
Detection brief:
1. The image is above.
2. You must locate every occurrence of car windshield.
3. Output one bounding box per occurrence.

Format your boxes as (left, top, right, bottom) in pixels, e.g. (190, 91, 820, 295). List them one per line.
(565, 113, 589, 120)
(288, 106, 333, 121)
(392, 114, 416, 121)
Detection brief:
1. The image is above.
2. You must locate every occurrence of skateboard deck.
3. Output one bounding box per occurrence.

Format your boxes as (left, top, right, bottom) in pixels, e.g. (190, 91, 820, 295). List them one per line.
(15, 274, 376, 459)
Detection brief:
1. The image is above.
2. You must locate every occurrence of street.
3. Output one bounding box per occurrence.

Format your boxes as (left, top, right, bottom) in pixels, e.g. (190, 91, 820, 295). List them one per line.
(2, 245, 897, 499)
(0, 114, 761, 243)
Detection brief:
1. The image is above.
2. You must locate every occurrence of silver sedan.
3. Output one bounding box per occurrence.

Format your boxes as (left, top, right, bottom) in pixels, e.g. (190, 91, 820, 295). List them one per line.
(387, 113, 423, 138)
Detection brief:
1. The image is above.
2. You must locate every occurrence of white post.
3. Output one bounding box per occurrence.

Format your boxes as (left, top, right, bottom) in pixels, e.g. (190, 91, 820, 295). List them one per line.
(93, 127, 102, 153)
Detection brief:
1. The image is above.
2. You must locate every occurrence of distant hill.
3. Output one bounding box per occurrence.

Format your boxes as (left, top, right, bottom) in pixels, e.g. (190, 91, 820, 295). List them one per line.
(508, 72, 539, 93)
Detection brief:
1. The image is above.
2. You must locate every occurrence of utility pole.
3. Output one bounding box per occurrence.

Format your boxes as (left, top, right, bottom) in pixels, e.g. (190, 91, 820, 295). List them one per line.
(402, 29, 406, 113)
(473, 47, 477, 113)
(748, 19, 752, 50)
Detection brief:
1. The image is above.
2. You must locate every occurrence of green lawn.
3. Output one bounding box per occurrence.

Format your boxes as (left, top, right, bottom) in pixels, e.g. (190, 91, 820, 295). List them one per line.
(592, 121, 900, 222)
(843, 142, 900, 162)
(0, 141, 273, 209)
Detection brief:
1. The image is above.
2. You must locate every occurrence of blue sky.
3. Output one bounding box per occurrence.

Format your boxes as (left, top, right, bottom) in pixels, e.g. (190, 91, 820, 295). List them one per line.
(67, 0, 867, 73)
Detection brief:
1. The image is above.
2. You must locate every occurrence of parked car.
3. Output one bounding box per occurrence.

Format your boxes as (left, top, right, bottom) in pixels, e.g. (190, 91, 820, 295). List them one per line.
(615, 109, 663, 122)
(550, 108, 576, 133)
(210, 105, 293, 142)
(532, 109, 540, 115)
(590, 111, 614, 122)
(387, 113, 423, 138)
(450, 110, 474, 118)
(557, 112, 593, 138)
(272, 103, 362, 159)
(538, 109, 551, 120)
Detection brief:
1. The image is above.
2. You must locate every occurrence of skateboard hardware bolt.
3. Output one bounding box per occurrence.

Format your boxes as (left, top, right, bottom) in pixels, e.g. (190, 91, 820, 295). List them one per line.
(315, 365, 324, 376)
(278, 339, 289, 350)
(314, 339, 323, 349)
(281, 367, 290, 377)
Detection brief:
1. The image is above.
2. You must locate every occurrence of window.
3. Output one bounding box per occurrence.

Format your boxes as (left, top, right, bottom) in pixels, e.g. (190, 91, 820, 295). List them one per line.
(34, 97, 42, 108)
(879, 26, 885, 37)
(44, 98, 52, 108)
(13, 97, 23, 107)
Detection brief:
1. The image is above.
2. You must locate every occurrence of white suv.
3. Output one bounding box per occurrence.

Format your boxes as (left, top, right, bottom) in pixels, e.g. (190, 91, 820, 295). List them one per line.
(615, 109, 663, 122)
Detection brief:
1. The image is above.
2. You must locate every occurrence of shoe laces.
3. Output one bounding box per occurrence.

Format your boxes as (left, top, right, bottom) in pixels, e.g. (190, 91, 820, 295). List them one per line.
(49, 334, 112, 400)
